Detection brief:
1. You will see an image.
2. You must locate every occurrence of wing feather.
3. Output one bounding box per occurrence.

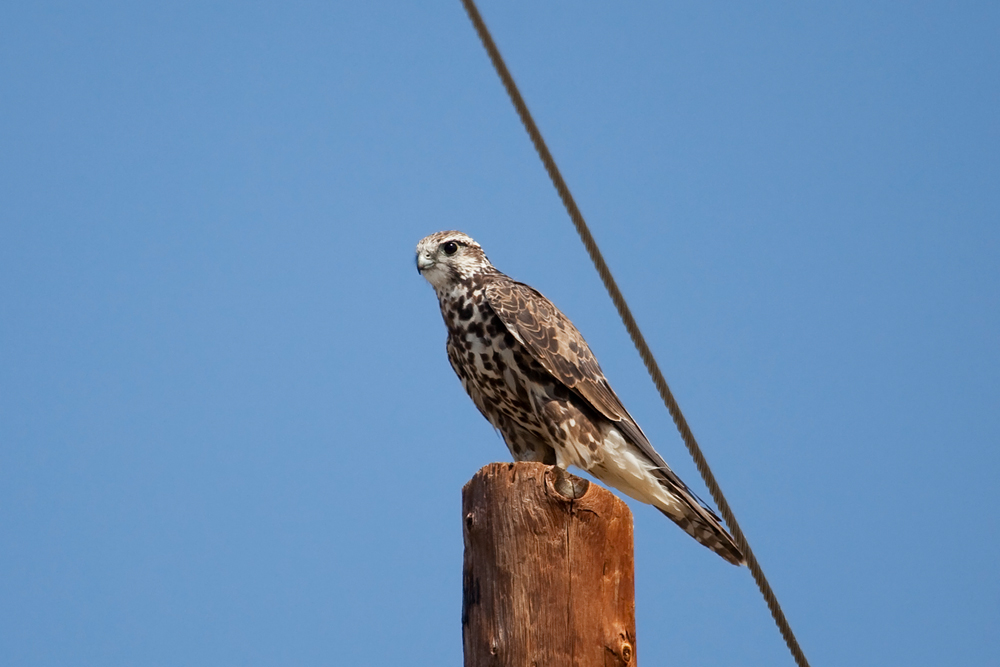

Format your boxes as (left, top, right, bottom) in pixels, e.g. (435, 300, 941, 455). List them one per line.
(483, 276, 728, 527)
(484, 279, 659, 459)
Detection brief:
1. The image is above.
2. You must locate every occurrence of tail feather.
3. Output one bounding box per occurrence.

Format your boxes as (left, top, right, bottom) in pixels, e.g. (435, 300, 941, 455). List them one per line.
(660, 506, 744, 566)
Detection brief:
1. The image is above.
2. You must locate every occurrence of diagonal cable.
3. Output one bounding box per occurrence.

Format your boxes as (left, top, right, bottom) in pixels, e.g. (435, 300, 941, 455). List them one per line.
(458, 2, 811, 666)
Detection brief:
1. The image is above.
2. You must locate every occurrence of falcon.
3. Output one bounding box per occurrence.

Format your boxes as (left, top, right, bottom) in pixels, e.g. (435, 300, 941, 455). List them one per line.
(416, 230, 744, 565)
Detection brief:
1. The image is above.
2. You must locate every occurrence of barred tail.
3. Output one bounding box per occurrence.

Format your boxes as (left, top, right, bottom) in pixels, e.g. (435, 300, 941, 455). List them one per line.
(660, 506, 745, 566)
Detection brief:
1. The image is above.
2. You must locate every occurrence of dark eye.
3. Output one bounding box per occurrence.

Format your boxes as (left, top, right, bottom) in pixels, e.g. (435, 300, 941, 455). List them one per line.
(442, 241, 459, 256)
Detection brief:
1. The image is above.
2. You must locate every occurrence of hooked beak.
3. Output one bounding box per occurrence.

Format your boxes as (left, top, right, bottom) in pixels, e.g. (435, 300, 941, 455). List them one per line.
(416, 253, 434, 273)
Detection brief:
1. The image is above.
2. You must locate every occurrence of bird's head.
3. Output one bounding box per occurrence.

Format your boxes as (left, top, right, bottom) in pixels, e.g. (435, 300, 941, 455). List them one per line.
(415, 231, 494, 290)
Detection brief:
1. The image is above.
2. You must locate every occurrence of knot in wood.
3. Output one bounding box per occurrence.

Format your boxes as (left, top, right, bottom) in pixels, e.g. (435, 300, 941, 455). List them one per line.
(548, 466, 590, 500)
(621, 640, 633, 664)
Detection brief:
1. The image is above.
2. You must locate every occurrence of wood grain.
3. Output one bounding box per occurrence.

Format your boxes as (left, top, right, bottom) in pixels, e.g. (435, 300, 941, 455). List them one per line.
(462, 462, 636, 666)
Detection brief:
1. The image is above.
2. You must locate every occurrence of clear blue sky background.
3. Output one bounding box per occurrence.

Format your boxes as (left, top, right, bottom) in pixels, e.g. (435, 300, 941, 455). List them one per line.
(2, 2, 998, 665)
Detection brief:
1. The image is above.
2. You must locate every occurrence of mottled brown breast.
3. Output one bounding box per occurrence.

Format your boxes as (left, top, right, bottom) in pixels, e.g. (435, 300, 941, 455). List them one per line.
(439, 274, 560, 463)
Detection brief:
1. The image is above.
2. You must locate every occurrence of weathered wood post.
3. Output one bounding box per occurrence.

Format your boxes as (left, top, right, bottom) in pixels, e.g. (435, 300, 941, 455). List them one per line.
(462, 462, 636, 666)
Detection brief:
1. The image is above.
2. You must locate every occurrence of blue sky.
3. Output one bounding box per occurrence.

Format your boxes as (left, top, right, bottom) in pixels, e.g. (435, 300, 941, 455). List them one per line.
(2, 2, 998, 665)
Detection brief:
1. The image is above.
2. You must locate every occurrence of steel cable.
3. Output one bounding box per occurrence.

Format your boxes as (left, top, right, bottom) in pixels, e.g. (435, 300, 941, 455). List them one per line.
(458, 2, 811, 666)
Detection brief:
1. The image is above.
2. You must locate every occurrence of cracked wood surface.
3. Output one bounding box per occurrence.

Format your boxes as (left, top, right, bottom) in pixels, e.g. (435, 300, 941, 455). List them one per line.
(462, 462, 636, 666)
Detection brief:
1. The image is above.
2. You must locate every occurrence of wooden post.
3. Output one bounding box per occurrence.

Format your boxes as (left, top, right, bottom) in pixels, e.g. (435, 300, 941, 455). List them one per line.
(462, 462, 636, 666)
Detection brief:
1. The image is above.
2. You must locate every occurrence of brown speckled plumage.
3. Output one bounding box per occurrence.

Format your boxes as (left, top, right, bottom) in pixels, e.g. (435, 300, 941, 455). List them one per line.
(417, 230, 743, 565)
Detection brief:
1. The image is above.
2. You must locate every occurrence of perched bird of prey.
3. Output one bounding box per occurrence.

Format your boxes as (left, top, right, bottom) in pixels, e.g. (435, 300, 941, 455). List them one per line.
(416, 230, 744, 565)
